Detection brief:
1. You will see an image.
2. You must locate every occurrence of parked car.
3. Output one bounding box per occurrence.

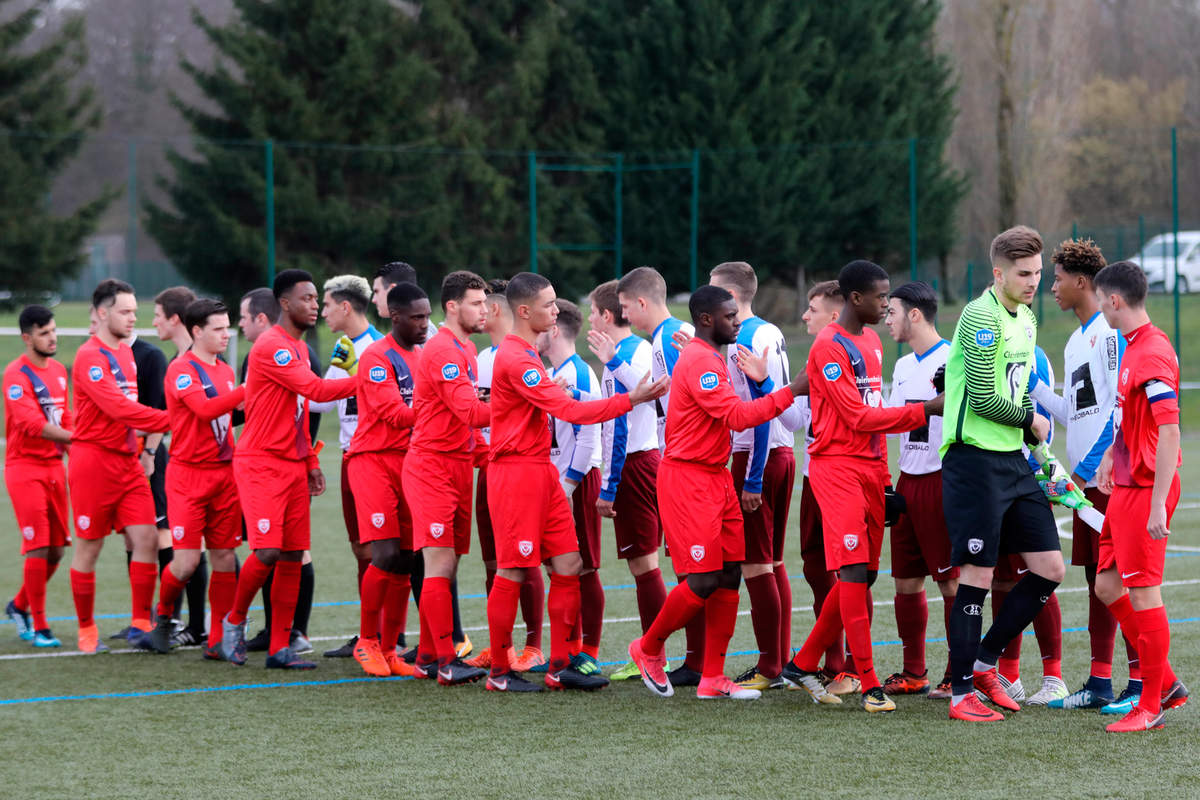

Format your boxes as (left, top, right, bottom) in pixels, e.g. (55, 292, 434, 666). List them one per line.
(1129, 231, 1200, 293)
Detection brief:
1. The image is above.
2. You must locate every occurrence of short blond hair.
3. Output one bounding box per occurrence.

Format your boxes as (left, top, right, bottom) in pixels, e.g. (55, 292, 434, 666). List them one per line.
(323, 274, 371, 313)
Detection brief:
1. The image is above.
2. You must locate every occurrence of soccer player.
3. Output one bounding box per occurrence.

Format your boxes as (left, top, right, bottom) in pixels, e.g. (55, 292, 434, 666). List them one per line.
(346, 283, 430, 678)
(705, 262, 802, 691)
(371, 261, 439, 342)
(880, 281, 956, 697)
(402, 270, 492, 685)
(939, 226, 1066, 722)
(4, 305, 73, 648)
(627, 285, 804, 700)
(220, 269, 357, 669)
(537, 298, 605, 671)
(485, 272, 667, 692)
(150, 299, 246, 657)
(69, 279, 172, 654)
(778, 261, 939, 713)
(614, 265, 700, 686)
(1090, 260, 1189, 732)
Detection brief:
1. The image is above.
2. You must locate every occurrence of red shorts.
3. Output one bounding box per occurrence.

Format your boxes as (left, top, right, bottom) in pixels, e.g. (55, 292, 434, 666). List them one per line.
(574, 468, 603, 570)
(890, 470, 958, 581)
(165, 461, 242, 550)
(403, 450, 472, 554)
(348, 451, 412, 547)
(1070, 487, 1109, 566)
(809, 455, 886, 571)
(488, 459, 577, 569)
(1098, 476, 1181, 588)
(731, 447, 795, 564)
(659, 459, 744, 574)
(5, 460, 70, 554)
(341, 453, 360, 544)
(993, 553, 1028, 583)
(68, 443, 156, 539)
(476, 467, 496, 563)
(798, 475, 826, 571)
(233, 455, 310, 551)
(612, 448, 663, 560)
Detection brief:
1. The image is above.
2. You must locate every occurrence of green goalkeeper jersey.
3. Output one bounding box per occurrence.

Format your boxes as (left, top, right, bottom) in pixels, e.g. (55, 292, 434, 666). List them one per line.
(941, 287, 1037, 456)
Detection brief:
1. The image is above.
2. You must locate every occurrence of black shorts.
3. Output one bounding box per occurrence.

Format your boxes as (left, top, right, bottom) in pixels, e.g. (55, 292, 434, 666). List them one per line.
(942, 443, 1058, 568)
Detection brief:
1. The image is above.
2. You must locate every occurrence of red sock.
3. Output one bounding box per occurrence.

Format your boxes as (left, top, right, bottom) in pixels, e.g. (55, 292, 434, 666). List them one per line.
(156, 565, 188, 619)
(795, 581, 843, 672)
(774, 563, 792, 659)
(683, 603, 706, 670)
(356, 558, 370, 595)
(417, 593, 435, 665)
(547, 573, 580, 672)
(207, 570, 237, 648)
(1134, 606, 1170, 715)
(128, 560, 157, 630)
(894, 591, 928, 677)
(745, 572, 782, 677)
(580, 570, 605, 655)
(421, 576, 455, 665)
(228, 553, 273, 625)
(642, 581, 706, 657)
(268, 561, 301, 654)
(1034, 592, 1063, 679)
(521, 567, 545, 650)
(1086, 578, 1117, 679)
(634, 568, 668, 634)
(702, 587, 740, 679)
(814, 570, 844, 674)
(487, 575, 522, 676)
(380, 573, 410, 652)
(13, 582, 28, 612)
(1125, 633, 1142, 681)
(359, 564, 390, 640)
(70, 568, 95, 628)
(21, 557, 48, 630)
(840, 581, 878, 691)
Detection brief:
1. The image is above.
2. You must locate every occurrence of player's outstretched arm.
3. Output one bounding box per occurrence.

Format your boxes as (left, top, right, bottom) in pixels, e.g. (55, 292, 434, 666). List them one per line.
(178, 384, 246, 422)
(262, 345, 358, 403)
(808, 342, 927, 434)
(76, 355, 170, 432)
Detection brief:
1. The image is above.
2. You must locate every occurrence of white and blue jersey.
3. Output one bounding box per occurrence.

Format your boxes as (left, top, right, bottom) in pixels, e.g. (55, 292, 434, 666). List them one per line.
(726, 316, 795, 493)
(476, 344, 498, 444)
(887, 339, 949, 476)
(651, 316, 694, 451)
(550, 354, 603, 481)
(310, 324, 384, 450)
(1029, 311, 1124, 486)
(601, 334, 658, 502)
(1024, 345, 1056, 470)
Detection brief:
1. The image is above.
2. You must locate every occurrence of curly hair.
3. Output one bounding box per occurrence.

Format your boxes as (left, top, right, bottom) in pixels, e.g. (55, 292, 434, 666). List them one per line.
(1051, 238, 1106, 279)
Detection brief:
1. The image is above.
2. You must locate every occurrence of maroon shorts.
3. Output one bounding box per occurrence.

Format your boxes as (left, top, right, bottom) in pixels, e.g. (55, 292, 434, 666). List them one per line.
(341, 453, 359, 544)
(403, 450, 472, 554)
(488, 459, 577, 569)
(1098, 476, 1181, 587)
(731, 447, 796, 564)
(809, 455, 886, 571)
(233, 455, 310, 551)
(573, 468, 603, 570)
(5, 459, 70, 554)
(798, 475, 826, 572)
(890, 470, 958, 581)
(165, 461, 242, 550)
(68, 443, 156, 539)
(992, 553, 1028, 583)
(612, 448, 663, 560)
(659, 459, 744, 574)
(1070, 487, 1109, 566)
(348, 451, 413, 548)
(476, 466, 496, 563)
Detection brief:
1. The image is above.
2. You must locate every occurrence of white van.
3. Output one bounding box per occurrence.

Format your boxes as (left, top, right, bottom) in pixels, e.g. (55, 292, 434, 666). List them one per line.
(1128, 231, 1200, 293)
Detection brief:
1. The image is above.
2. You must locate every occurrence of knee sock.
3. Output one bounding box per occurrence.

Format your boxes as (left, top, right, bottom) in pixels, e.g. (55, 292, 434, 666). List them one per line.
(633, 568, 668, 635)
(840, 581, 878, 691)
(207, 570, 237, 649)
(942, 597, 955, 682)
(642, 581, 706, 658)
(156, 565, 188, 620)
(546, 573, 581, 672)
(359, 564, 390, 641)
(421, 576, 455, 665)
(948, 584, 988, 698)
(745, 572, 782, 678)
(1134, 606, 1170, 715)
(521, 568, 545, 650)
(683, 598, 706, 670)
(70, 568, 96, 629)
(580, 570, 605, 658)
(409, 555, 424, 605)
(979, 573, 1059, 667)
(268, 560, 301, 654)
(774, 563, 793, 659)
(894, 591, 928, 677)
(380, 573, 410, 653)
(356, 558, 370, 595)
(794, 581, 843, 672)
(228, 553, 273, 626)
(701, 587, 740, 679)
(450, 575, 464, 643)
(1087, 576, 1118, 679)
(128, 560, 157, 630)
(22, 557, 49, 630)
(13, 583, 27, 612)
(486, 575, 522, 676)
(293, 562, 314, 636)
(992, 587, 1021, 681)
(185, 553, 208, 632)
(417, 591, 435, 665)
(1108, 595, 1163, 687)
(1033, 592, 1063, 679)
(814, 570, 845, 674)
(260, 569, 273, 632)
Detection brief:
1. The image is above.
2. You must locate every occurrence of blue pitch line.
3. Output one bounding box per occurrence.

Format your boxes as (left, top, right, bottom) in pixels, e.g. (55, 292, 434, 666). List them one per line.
(5, 617, 1199, 707)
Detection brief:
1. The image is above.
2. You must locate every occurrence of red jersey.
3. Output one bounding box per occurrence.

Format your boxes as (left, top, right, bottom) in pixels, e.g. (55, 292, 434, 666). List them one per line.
(165, 354, 245, 466)
(237, 325, 356, 465)
(410, 327, 489, 457)
(663, 338, 793, 467)
(806, 323, 926, 461)
(72, 336, 169, 454)
(489, 334, 630, 461)
(1112, 322, 1181, 488)
(348, 335, 419, 455)
(3, 355, 71, 463)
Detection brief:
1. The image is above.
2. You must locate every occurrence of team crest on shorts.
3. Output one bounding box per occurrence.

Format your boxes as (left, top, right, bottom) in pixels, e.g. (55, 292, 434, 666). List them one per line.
(172, 526, 185, 542)
(522, 368, 542, 387)
(21, 526, 34, 540)
(273, 348, 292, 366)
(77, 515, 91, 530)
(690, 545, 705, 562)
(518, 540, 534, 557)
(430, 522, 445, 538)
(968, 538, 983, 554)
(371, 513, 385, 529)
(7, 384, 22, 400)
(257, 519, 271, 533)
(843, 534, 858, 550)
(441, 363, 460, 381)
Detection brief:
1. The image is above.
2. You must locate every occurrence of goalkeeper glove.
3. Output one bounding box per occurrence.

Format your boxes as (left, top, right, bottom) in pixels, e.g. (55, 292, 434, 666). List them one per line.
(1029, 442, 1092, 510)
(331, 335, 359, 375)
(884, 485, 907, 526)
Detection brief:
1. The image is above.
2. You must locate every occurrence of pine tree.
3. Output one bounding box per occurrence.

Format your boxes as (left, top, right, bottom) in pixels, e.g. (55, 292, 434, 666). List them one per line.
(0, 1, 112, 293)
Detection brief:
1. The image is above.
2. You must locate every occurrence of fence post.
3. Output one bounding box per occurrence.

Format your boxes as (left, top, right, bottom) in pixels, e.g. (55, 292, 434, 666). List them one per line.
(1172, 126, 1180, 356)
(1138, 214, 1145, 259)
(127, 139, 138, 273)
(265, 139, 276, 284)
(528, 151, 538, 274)
(689, 149, 700, 291)
(1071, 220, 1077, 239)
(965, 261, 972, 299)
(908, 137, 918, 281)
(614, 153, 623, 279)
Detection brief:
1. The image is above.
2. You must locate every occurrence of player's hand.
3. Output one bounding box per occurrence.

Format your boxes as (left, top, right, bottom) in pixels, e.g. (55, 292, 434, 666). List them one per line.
(735, 345, 769, 384)
(552, 374, 571, 394)
(671, 329, 693, 352)
(330, 336, 359, 375)
(1148, 502, 1170, 540)
(788, 371, 809, 396)
(308, 468, 326, 497)
(587, 330, 617, 363)
(628, 371, 670, 405)
(1030, 412, 1051, 443)
(884, 485, 907, 526)
(931, 364, 946, 394)
(740, 490, 762, 513)
(1096, 447, 1115, 495)
(923, 393, 945, 417)
(596, 498, 616, 518)
(139, 449, 156, 477)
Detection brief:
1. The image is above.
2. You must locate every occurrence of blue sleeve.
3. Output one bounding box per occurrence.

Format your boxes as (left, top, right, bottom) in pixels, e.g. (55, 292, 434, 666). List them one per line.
(662, 338, 682, 376)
